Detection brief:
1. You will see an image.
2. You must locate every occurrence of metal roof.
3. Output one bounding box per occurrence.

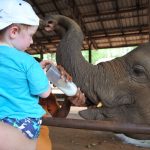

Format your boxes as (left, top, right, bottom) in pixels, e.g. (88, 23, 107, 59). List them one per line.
(26, 0, 150, 54)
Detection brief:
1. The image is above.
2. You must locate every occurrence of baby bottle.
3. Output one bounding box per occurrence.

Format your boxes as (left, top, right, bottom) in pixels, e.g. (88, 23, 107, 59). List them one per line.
(46, 64, 77, 96)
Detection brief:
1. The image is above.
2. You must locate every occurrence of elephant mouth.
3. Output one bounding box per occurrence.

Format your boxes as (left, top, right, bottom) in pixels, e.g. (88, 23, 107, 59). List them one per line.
(115, 134, 150, 148)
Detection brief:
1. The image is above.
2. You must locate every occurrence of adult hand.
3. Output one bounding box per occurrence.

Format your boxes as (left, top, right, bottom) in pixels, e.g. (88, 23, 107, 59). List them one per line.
(57, 65, 72, 82)
(67, 88, 86, 106)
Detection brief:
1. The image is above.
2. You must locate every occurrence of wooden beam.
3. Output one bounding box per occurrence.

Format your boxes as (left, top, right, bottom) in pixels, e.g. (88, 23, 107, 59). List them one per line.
(42, 117, 150, 135)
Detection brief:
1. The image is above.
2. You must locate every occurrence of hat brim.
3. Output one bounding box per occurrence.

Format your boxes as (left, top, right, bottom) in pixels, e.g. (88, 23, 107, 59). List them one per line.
(0, 21, 12, 30)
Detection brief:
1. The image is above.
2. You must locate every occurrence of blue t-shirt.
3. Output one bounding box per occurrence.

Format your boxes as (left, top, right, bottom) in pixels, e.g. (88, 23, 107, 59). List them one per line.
(0, 46, 50, 119)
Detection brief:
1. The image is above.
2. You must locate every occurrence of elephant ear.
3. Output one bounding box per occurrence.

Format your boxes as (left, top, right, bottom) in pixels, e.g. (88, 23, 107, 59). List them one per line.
(79, 108, 105, 120)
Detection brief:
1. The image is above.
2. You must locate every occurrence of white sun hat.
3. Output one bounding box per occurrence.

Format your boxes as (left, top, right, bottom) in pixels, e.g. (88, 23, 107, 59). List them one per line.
(0, 0, 39, 30)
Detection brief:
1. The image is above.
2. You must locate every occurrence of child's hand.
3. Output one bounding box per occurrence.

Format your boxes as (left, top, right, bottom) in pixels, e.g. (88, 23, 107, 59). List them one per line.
(57, 65, 72, 82)
(67, 88, 86, 106)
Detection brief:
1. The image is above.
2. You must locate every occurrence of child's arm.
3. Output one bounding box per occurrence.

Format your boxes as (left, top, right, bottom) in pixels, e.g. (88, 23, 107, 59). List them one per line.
(38, 60, 53, 98)
(39, 88, 51, 98)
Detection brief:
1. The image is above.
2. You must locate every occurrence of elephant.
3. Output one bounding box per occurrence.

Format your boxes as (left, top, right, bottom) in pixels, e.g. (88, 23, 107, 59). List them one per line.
(43, 15, 150, 140)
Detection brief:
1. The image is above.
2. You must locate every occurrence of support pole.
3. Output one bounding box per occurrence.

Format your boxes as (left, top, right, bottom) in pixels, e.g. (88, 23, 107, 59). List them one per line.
(42, 117, 150, 134)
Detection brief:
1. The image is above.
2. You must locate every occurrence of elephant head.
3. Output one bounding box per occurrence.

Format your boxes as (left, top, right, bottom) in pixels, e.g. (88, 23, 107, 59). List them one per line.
(43, 15, 150, 139)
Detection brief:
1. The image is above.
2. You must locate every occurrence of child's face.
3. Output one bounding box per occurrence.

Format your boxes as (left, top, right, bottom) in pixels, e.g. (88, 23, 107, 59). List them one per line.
(11, 25, 38, 51)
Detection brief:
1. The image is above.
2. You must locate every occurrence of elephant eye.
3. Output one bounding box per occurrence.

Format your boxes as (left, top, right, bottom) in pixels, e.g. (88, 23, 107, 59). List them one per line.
(132, 65, 146, 77)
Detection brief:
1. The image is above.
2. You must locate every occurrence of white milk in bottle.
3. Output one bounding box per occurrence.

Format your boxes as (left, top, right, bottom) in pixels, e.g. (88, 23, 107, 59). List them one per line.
(46, 64, 77, 96)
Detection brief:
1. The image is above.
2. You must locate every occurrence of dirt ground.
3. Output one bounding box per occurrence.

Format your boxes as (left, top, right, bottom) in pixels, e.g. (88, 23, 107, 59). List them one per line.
(48, 107, 150, 150)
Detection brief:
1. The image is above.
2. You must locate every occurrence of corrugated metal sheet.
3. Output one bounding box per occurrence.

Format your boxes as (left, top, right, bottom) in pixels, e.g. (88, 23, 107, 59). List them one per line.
(26, 0, 150, 54)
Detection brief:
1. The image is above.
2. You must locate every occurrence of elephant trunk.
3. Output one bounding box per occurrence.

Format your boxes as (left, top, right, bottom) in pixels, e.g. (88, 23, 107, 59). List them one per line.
(45, 15, 127, 105)
(45, 15, 101, 104)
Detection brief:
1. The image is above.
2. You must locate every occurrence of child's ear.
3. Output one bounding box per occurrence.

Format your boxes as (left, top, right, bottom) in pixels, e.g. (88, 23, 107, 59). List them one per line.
(9, 26, 19, 39)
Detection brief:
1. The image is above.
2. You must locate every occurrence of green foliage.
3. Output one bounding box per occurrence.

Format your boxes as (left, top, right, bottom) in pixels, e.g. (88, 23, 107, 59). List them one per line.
(43, 53, 56, 62)
(32, 53, 56, 63)
(82, 47, 136, 64)
(32, 47, 136, 64)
